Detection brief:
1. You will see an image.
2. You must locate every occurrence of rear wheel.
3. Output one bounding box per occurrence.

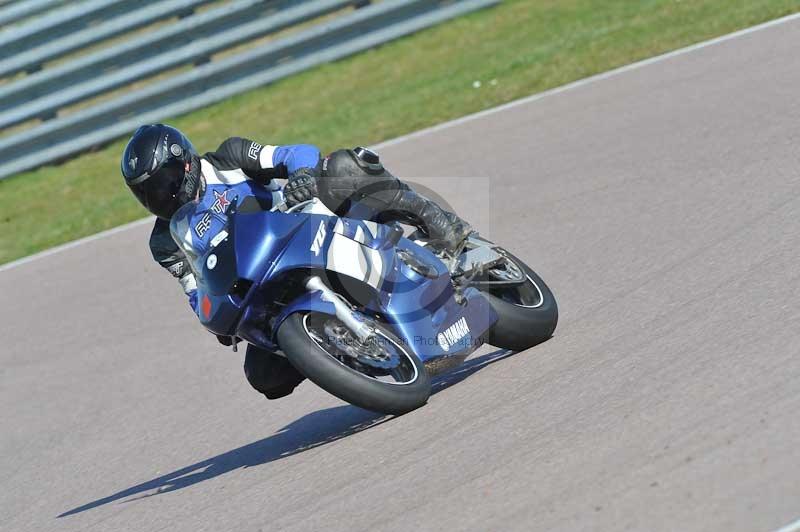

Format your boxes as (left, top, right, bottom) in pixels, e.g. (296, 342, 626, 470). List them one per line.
(478, 249, 558, 351)
(277, 312, 431, 415)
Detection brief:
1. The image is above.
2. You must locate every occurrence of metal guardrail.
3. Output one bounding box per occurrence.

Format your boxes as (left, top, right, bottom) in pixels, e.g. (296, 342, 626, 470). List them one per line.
(0, 0, 356, 125)
(0, 0, 66, 29)
(0, 0, 217, 79)
(0, 0, 499, 180)
(0, 0, 153, 56)
(0, 0, 270, 107)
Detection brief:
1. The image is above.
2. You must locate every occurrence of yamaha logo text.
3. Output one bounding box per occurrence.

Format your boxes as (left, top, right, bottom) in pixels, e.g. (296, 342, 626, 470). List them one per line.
(437, 317, 470, 352)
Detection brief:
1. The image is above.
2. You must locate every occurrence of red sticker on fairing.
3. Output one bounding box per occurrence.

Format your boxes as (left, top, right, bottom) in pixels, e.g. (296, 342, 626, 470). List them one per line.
(201, 295, 212, 319)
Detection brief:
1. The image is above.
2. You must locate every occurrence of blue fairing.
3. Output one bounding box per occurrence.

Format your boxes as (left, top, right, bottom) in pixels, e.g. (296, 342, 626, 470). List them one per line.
(188, 205, 498, 363)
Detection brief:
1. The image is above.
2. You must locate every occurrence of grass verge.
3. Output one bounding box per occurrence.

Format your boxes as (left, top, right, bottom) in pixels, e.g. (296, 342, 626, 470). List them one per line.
(2, 0, 799, 264)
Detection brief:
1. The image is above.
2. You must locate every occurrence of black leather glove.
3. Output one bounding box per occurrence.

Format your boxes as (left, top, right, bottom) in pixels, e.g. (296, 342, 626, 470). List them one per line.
(284, 168, 319, 207)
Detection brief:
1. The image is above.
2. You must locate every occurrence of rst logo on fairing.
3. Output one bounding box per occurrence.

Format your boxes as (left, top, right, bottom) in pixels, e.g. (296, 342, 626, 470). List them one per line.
(437, 317, 470, 352)
(195, 213, 212, 237)
(310, 220, 327, 256)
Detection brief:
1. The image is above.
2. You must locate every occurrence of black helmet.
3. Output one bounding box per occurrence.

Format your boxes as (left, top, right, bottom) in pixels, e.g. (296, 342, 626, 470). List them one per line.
(121, 124, 201, 220)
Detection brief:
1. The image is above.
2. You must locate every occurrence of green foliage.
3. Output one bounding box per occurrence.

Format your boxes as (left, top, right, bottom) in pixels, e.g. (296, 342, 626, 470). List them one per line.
(2, 0, 799, 263)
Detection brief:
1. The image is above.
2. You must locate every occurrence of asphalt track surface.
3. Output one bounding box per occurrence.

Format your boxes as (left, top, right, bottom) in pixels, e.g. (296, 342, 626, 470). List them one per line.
(3, 15, 800, 532)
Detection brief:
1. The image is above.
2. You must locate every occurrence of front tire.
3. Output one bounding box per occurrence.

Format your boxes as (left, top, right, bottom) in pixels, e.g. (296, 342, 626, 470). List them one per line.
(277, 312, 431, 415)
(480, 249, 558, 351)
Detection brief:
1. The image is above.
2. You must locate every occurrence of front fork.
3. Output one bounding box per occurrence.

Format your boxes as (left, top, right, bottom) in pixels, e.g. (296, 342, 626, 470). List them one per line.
(305, 276, 372, 341)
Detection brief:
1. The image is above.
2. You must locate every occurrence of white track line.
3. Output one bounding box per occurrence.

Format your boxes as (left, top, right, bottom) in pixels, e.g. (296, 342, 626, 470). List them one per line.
(2, 10, 800, 275)
(774, 518, 800, 532)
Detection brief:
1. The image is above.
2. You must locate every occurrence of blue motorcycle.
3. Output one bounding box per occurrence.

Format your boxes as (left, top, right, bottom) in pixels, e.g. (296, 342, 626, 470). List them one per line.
(188, 194, 557, 415)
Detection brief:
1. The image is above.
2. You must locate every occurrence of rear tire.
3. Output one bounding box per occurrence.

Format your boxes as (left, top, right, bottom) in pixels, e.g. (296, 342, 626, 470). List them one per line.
(277, 312, 431, 415)
(481, 249, 558, 351)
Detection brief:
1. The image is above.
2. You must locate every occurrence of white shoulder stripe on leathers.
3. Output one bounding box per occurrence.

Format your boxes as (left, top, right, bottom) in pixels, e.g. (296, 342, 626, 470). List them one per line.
(201, 159, 247, 185)
(259, 145, 277, 169)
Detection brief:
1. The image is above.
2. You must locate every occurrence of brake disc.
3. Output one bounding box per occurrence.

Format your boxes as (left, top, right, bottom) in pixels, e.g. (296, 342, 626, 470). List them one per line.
(323, 320, 399, 370)
(488, 256, 526, 283)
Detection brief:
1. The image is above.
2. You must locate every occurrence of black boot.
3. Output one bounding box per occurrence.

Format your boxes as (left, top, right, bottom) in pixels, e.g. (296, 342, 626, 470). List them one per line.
(392, 190, 473, 255)
(321, 148, 473, 253)
(244, 345, 305, 400)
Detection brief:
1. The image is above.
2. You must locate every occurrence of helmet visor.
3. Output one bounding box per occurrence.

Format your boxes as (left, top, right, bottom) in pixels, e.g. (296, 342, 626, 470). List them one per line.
(129, 159, 186, 219)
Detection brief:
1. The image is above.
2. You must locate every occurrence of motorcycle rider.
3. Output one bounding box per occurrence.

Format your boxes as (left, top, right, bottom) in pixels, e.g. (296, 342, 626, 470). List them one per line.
(121, 124, 471, 400)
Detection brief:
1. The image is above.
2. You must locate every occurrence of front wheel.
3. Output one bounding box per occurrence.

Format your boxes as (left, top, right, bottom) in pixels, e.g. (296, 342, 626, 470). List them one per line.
(478, 249, 558, 351)
(277, 312, 431, 415)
